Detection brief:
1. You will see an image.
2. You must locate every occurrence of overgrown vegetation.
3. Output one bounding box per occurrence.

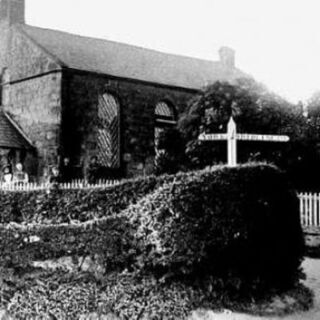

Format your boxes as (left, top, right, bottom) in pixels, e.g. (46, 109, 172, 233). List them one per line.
(0, 175, 174, 224)
(129, 164, 304, 292)
(0, 164, 306, 319)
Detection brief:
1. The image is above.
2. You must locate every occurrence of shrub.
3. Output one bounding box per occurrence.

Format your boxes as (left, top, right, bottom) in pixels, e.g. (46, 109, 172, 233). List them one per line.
(127, 163, 304, 292)
(0, 215, 135, 270)
(0, 170, 203, 269)
(0, 163, 305, 318)
(0, 175, 176, 224)
(2, 270, 199, 320)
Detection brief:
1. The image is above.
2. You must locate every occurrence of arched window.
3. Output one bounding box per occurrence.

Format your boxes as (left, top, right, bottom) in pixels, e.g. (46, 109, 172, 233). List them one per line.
(155, 101, 176, 123)
(154, 101, 176, 154)
(97, 93, 120, 168)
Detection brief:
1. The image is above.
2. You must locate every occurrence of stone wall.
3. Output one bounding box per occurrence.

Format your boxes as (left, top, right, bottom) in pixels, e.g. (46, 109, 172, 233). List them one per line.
(9, 26, 60, 80)
(4, 72, 62, 180)
(0, 27, 62, 180)
(1, 26, 201, 180)
(61, 70, 197, 178)
(0, 22, 10, 70)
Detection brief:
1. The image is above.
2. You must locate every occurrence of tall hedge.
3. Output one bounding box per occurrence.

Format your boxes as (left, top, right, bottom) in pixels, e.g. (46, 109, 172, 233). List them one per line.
(127, 163, 304, 291)
(0, 215, 135, 270)
(0, 171, 199, 269)
(0, 175, 175, 224)
(0, 163, 304, 294)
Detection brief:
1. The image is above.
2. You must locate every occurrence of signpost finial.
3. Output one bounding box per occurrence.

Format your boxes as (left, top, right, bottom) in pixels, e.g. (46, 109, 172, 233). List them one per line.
(227, 117, 237, 166)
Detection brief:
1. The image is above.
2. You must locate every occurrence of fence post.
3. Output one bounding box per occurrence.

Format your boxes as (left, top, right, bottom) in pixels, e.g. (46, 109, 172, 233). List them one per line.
(309, 193, 313, 226)
(312, 193, 318, 226)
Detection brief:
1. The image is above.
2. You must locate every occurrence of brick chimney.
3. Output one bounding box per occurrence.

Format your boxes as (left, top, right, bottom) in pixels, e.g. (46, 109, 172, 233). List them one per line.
(219, 46, 235, 69)
(0, 0, 25, 24)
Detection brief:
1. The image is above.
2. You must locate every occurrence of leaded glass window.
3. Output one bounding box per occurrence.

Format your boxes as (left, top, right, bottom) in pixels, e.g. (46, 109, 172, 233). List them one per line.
(154, 101, 176, 157)
(97, 93, 120, 168)
(155, 101, 176, 123)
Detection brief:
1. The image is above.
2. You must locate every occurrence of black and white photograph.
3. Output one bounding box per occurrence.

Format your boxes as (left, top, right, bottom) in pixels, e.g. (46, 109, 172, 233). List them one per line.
(0, 0, 319, 319)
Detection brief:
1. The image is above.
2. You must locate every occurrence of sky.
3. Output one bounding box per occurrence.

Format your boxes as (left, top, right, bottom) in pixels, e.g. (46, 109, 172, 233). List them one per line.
(26, 0, 320, 103)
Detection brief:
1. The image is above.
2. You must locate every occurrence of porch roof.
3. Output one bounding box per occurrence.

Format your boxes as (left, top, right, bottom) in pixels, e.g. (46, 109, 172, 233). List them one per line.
(0, 111, 33, 149)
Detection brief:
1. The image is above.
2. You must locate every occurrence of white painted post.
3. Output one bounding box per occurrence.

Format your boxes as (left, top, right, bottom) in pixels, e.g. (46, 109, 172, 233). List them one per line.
(309, 193, 312, 226)
(299, 193, 303, 225)
(314, 193, 317, 226)
(318, 193, 320, 226)
(304, 193, 307, 226)
(227, 117, 237, 167)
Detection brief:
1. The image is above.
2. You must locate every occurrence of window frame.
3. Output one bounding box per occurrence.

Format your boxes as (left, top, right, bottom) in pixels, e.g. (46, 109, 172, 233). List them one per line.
(96, 92, 121, 168)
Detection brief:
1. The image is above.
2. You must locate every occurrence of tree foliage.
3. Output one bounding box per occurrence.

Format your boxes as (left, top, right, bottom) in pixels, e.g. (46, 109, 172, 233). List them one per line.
(157, 79, 320, 190)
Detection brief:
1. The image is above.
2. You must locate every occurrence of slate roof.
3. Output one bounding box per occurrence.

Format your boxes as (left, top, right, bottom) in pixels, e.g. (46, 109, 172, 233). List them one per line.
(18, 24, 248, 90)
(0, 111, 33, 149)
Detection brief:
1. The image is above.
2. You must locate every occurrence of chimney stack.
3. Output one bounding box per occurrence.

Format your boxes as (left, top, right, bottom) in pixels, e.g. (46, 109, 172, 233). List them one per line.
(219, 46, 235, 69)
(0, 0, 25, 24)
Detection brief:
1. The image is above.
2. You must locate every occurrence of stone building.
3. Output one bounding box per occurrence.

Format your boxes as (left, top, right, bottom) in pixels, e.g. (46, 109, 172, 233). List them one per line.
(0, 0, 248, 181)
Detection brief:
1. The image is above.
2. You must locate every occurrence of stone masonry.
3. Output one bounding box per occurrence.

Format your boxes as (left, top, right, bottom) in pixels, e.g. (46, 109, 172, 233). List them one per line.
(61, 70, 196, 178)
(0, 0, 246, 180)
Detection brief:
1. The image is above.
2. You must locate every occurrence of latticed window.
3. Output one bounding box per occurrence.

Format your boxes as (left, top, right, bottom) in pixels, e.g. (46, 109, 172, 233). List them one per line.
(155, 101, 176, 123)
(155, 101, 176, 156)
(97, 93, 120, 168)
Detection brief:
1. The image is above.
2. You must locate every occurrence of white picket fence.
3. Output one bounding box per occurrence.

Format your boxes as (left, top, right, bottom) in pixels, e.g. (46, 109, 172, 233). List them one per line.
(0, 179, 121, 191)
(299, 192, 320, 227)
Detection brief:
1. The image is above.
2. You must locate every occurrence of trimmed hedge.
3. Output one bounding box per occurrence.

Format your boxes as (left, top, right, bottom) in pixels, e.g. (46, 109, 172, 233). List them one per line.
(127, 163, 304, 291)
(0, 171, 199, 269)
(0, 164, 304, 291)
(0, 170, 201, 269)
(0, 163, 305, 319)
(0, 168, 218, 269)
(0, 215, 135, 270)
(0, 175, 171, 224)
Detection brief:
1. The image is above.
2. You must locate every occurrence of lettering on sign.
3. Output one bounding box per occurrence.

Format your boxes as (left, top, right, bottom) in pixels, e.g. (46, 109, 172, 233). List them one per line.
(198, 117, 290, 167)
(236, 134, 290, 142)
(199, 133, 228, 141)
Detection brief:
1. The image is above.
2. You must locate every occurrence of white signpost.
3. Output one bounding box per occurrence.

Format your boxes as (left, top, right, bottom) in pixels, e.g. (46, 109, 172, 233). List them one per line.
(198, 117, 290, 167)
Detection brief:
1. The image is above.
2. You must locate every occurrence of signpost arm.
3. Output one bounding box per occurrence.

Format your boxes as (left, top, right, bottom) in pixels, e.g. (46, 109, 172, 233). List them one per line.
(198, 116, 289, 168)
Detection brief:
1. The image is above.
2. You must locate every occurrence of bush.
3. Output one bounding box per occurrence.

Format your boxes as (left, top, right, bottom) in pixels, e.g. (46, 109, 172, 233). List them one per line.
(2, 163, 302, 292)
(0, 175, 176, 224)
(0, 163, 305, 318)
(127, 163, 304, 292)
(0, 215, 135, 270)
(1, 270, 203, 320)
(0, 170, 206, 269)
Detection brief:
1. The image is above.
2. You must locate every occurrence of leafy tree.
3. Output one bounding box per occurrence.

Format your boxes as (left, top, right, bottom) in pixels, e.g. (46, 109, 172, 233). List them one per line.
(306, 91, 320, 140)
(179, 79, 304, 165)
(159, 79, 320, 189)
(307, 91, 320, 116)
(154, 128, 186, 175)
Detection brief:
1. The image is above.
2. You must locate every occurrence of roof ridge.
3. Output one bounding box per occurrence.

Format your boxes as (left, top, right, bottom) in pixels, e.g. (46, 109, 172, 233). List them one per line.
(11, 23, 247, 90)
(20, 23, 220, 65)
